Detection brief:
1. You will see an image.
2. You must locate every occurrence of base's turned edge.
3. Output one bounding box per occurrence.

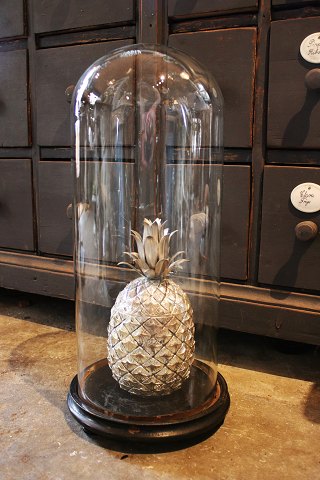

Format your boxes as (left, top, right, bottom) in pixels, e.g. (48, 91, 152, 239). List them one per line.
(67, 372, 230, 444)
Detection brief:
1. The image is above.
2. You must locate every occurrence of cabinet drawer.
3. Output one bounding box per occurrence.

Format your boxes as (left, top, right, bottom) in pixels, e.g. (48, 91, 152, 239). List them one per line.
(259, 166, 320, 290)
(0, 50, 29, 146)
(168, 0, 257, 18)
(169, 28, 256, 148)
(38, 161, 134, 259)
(268, 17, 320, 149)
(38, 162, 73, 257)
(32, 0, 134, 33)
(35, 39, 133, 147)
(221, 165, 250, 280)
(0, 159, 34, 250)
(0, 0, 24, 39)
(166, 163, 250, 280)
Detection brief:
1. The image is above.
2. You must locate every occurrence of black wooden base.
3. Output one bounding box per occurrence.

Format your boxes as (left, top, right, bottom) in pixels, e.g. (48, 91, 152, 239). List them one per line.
(67, 364, 230, 444)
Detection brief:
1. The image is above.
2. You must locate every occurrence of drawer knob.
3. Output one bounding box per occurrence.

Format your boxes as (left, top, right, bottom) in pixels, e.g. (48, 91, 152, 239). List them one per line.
(295, 221, 318, 241)
(65, 84, 75, 103)
(66, 203, 73, 219)
(305, 69, 320, 90)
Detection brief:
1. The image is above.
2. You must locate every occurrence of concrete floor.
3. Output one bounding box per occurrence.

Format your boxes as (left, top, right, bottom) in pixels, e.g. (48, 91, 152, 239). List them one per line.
(0, 288, 319, 480)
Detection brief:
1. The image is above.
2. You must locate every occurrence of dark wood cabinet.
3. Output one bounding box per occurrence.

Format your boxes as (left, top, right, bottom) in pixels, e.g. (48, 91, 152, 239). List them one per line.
(0, 1, 319, 345)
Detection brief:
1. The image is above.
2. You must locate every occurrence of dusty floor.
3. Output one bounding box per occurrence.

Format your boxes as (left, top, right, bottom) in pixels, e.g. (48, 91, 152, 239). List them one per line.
(0, 288, 319, 480)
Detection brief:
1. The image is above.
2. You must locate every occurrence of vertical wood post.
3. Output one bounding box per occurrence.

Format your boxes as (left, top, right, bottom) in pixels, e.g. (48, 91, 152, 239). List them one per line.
(137, 0, 168, 44)
(248, 0, 271, 283)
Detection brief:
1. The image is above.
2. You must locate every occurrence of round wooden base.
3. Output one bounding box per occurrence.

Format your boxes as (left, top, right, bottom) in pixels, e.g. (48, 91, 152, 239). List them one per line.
(67, 362, 230, 444)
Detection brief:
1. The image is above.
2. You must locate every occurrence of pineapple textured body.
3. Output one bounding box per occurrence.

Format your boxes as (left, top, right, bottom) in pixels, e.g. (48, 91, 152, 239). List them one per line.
(107, 276, 195, 396)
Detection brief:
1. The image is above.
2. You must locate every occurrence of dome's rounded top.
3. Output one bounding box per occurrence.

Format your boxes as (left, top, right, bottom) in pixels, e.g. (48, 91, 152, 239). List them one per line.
(73, 43, 223, 114)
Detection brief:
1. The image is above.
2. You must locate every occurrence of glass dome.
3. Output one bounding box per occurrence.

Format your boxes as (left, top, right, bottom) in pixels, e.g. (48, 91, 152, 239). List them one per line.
(68, 43, 229, 442)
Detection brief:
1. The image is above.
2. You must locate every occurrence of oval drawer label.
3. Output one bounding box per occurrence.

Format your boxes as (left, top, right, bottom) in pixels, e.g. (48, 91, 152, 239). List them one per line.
(300, 33, 320, 64)
(290, 182, 320, 213)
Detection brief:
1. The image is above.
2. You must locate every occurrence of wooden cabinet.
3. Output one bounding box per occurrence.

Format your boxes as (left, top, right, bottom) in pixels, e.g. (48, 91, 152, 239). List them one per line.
(32, 0, 134, 33)
(268, 17, 320, 150)
(169, 28, 257, 148)
(0, 160, 34, 250)
(0, 1, 319, 345)
(259, 166, 320, 291)
(0, 50, 29, 147)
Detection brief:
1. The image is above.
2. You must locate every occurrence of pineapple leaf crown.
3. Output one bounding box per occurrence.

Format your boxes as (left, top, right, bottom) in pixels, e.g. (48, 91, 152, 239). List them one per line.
(119, 218, 188, 279)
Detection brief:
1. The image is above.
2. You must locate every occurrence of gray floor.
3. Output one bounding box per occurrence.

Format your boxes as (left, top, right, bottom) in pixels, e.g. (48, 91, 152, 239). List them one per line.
(0, 288, 319, 480)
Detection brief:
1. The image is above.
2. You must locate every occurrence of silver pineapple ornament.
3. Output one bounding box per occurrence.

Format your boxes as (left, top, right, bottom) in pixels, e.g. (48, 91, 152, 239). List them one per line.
(107, 218, 195, 396)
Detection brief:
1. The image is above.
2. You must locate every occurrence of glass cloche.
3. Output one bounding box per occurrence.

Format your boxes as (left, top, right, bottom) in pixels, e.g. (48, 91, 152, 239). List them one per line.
(67, 43, 229, 443)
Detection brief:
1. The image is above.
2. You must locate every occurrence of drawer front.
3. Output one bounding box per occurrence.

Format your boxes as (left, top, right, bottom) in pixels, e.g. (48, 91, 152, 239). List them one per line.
(166, 163, 251, 280)
(32, 0, 134, 33)
(0, 50, 29, 146)
(221, 165, 250, 280)
(259, 166, 320, 290)
(38, 162, 74, 256)
(0, 159, 34, 250)
(268, 17, 320, 149)
(0, 0, 24, 39)
(168, 0, 257, 18)
(38, 161, 134, 260)
(169, 28, 256, 148)
(35, 39, 133, 147)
